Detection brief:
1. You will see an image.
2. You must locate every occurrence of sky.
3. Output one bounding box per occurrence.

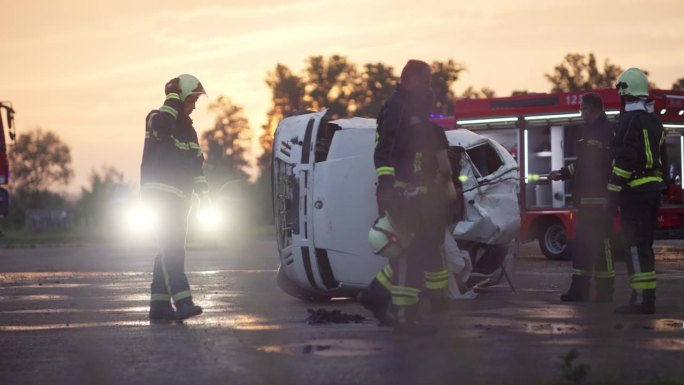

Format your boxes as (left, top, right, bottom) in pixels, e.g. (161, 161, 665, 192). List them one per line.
(2, 0, 683, 195)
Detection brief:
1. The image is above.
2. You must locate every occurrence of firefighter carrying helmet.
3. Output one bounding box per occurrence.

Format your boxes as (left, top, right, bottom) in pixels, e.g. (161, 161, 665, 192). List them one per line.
(178, 74, 207, 102)
(368, 215, 411, 258)
(615, 68, 649, 98)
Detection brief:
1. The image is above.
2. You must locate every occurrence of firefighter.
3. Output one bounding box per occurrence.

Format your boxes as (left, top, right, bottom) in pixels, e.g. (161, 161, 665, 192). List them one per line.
(549, 93, 616, 302)
(359, 60, 452, 335)
(609, 68, 667, 314)
(141, 74, 209, 321)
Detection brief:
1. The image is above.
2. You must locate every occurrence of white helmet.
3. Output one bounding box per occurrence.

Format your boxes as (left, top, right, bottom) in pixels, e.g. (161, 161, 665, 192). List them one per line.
(368, 215, 411, 258)
(178, 74, 207, 101)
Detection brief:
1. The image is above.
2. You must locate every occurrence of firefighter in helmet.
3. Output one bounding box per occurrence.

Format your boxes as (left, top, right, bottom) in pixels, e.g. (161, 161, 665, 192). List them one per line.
(550, 93, 616, 302)
(141, 74, 209, 321)
(609, 68, 667, 314)
(358, 60, 453, 335)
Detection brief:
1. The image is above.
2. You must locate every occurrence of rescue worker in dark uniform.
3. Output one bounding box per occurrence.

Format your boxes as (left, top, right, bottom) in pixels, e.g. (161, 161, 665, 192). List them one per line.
(359, 60, 452, 335)
(142, 74, 209, 321)
(550, 93, 616, 302)
(609, 68, 667, 314)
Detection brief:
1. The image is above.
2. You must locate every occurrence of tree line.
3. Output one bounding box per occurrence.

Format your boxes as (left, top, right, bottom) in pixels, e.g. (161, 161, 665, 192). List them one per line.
(4, 52, 683, 230)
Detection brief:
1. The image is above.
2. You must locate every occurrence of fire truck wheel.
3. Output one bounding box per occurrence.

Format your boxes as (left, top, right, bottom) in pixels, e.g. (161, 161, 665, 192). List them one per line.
(276, 265, 332, 303)
(539, 222, 569, 260)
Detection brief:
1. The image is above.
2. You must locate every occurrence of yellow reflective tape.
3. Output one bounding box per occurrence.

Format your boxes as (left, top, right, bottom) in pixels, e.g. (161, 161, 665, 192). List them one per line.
(391, 286, 421, 296)
(166, 93, 181, 101)
(631, 281, 656, 290)
(643, 129, 653, 169)
(424, 270, 449, 279)
(172, 290, 192, 302)
(376, 272, 393, 290)
(193, 176, 207, 184)
(632, 271, 656, 280)
(142, 183, 185, 199)
(627, 176, 663, 187)
(594, 271, 615, 278)
(612, 166, 632, 179)
(568, 163, 575, 176)
(150, 294, 171, 302)
(376, 166, 395, 176)
(425, 280, 448, 289)
(608, 184, 622, 192)
(604, 238, 613, 272)
(147, 112, 158, 130)
(392, 296, 419, 307)
(159, 105, 178, 119)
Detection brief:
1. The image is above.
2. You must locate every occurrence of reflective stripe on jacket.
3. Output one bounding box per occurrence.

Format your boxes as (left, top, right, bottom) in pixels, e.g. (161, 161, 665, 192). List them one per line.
(140, 93, 208, 198)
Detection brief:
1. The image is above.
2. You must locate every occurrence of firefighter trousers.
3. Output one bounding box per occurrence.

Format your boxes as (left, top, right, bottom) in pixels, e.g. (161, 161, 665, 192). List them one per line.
(382, 193, 449, 311)
(571, 205, 614, 295)
(149, 195, 194, 305)
(619, 191, 660, 305)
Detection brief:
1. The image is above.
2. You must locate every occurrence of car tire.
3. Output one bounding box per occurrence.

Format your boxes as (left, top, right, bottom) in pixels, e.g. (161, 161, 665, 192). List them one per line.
(539, 221, 569, 260)
(276, 265, 332, 303)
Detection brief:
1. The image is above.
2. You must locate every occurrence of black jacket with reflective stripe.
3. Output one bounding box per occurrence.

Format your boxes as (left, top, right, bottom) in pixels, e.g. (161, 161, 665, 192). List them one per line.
(140, 96, 207, 198)
(374, 85, 440, 187)
(560, 113, 615, 207)
(610, 109, 667, 193)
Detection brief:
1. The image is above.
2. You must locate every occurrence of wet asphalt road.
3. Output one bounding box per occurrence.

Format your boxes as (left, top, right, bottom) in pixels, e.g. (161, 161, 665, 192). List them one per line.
(1, 237, 683, 385)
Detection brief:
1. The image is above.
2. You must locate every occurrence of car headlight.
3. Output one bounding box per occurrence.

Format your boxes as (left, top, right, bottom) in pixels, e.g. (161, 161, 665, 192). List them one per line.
(197, 205, 222, 230)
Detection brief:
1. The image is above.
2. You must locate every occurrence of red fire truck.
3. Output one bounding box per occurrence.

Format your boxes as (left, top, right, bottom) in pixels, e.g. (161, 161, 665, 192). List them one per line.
(433, 88, 684, 259)
(0, 101, 16, 217)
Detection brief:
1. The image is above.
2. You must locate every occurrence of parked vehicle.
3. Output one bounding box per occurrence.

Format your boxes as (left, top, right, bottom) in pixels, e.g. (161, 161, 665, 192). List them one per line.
(435, 88, 684, 259)
(272, 111, 519, 301)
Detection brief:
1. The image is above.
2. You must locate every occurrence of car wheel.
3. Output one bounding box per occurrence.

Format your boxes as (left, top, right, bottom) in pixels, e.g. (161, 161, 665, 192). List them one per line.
(539, 222, 569, 260)
(276, 265, 332, 303)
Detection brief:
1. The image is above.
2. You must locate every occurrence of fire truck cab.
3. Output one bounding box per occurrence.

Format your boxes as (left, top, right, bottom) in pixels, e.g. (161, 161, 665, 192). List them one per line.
(0, 101, 15, 217)
(439, 88, 684, 259)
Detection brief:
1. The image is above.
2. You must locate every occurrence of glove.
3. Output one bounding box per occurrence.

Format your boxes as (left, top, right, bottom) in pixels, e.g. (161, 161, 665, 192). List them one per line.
(376, 175, 395, 217)
(165, 77, 181, 96)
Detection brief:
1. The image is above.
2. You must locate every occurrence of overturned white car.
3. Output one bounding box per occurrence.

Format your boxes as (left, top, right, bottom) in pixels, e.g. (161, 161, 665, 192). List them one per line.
(273, 111, 520, 301)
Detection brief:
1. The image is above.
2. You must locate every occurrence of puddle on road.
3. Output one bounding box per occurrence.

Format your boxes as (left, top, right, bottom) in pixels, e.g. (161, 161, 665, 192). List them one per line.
(256, 339, 384, 357)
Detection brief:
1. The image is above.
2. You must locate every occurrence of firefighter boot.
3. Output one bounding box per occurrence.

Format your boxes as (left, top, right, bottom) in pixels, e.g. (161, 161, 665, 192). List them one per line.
(149, 301, 177, 321)
(615, 289, 655, 314)
(594, 278, 614, 303)
(393, 305, 436, 336)
(560, 275, 590, 302)
(174, 298, 203, 320)
(357, 280, 394, 327)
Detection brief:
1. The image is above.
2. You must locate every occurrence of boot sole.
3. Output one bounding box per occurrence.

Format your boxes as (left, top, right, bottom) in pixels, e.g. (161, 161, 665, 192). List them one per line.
(176, 308, 203, 320)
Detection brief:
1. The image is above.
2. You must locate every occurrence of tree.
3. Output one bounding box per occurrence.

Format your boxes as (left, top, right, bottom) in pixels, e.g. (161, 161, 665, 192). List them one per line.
(202, 96, 253, 188)
(259, 64, 306, 173)
(673, 78, 684, 91)
(303, 55, 360, 119)
(431, 60, 467, 115)
(545, 53, 624, 92)
(459, 86, 496, 100)
(76, 164, 125, 225)
(351, 62, 397, 118)
(9, 128, 74, 195)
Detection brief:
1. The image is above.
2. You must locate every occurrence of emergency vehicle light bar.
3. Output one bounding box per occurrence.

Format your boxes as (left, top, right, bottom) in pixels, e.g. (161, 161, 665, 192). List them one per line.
(457, 117, 518, 125)
(664, 124, 684, 129)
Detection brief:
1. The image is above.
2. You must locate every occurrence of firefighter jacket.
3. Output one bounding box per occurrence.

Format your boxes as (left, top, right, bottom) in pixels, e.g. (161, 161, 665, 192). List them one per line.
(140, 93, 209, 200)
(374, 85, 448, 190)
(608, 100, 667, 195)
(558, 112, 615, 207)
